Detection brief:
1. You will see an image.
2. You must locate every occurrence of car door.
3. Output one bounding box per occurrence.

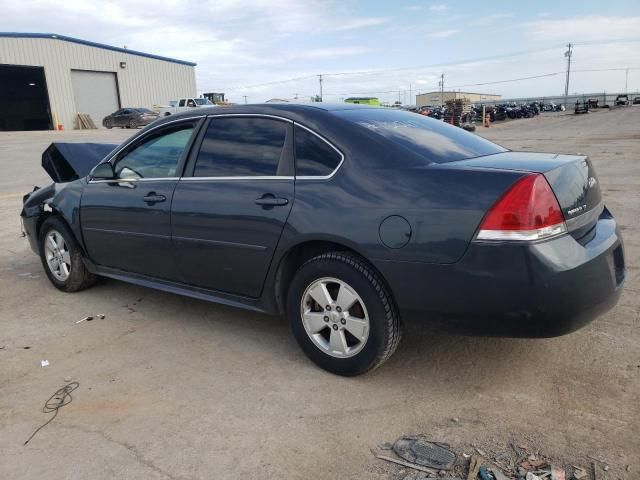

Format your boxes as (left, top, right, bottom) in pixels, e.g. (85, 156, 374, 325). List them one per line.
(115, 109, 132, 127)
(171, 115, 294, 297)
(81, 118, 203, 280)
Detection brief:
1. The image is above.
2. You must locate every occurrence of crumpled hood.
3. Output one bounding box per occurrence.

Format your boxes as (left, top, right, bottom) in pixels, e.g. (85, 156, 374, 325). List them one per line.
(42, 142, 118, 183)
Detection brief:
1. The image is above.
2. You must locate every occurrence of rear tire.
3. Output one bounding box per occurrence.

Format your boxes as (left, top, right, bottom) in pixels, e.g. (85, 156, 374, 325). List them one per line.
(39, 217, 96, 292)
(287, 252, 402, 376)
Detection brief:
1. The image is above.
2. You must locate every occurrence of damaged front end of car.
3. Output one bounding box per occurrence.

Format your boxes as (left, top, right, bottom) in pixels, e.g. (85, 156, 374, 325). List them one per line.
(20, 142, 117, 255)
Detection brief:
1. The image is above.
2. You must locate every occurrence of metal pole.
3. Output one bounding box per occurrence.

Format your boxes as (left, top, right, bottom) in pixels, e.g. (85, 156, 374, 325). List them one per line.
(243, 96, 248, 104)
(564, 43, 573, 105)
(409, 83, 412, 106)
(318, 74, 323, 102)
(625, 69, 629, 93)
(439, 73, 445, 106)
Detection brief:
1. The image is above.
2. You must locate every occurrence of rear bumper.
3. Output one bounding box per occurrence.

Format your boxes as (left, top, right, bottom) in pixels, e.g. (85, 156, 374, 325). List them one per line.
(376, 208, 625, 337)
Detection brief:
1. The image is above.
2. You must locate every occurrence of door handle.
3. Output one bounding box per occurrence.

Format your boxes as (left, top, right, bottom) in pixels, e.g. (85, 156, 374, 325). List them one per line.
(255, 194, 289, 207)
(143, 192, 166, 204)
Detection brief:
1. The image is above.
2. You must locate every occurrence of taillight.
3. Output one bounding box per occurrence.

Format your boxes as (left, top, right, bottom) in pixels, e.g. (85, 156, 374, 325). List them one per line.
(476, 174, 567, 241)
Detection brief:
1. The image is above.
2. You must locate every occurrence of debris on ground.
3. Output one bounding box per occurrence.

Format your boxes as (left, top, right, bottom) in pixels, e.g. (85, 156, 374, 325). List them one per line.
(40, 359, 49, 367)
(373, 452, 439, 475)
(75, 316, 93, 324)
(572, 466, 587, 479)
(393, 436, 457, 470)
(23, 381, 79, 445)
(373, 436, 609, 480)
(97, 313, 106, 319)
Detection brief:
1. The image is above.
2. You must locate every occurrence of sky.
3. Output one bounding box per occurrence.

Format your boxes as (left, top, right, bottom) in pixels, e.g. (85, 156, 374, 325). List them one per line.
(3, 0, 640, 104)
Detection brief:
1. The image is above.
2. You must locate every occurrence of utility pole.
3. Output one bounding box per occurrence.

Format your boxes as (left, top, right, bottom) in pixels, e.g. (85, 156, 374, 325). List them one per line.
(625, 69, 629, 93)
(318, 74, 323, 102)
(564, 43, 573, 105)
(243, 95, 248, 104)
(439, 73, 445, 106)
(409, 83, 412, 106)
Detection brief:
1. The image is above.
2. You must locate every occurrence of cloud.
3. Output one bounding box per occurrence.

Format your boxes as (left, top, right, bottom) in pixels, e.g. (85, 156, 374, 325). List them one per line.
(427, 29, 459, 39)
(291, 47, 371, 60)
(335, 17, 391, 30)
(522, 16, 640, 42)
(430, 4, 448, 12)
(467, 13, 514, 26)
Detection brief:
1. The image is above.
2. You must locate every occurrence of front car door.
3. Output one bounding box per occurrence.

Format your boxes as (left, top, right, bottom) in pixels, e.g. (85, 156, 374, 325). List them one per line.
(80, 118, 203, 280)
(171, 115, 294, 297)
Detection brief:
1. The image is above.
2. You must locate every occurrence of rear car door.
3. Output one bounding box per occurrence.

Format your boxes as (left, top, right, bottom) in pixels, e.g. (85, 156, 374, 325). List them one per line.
(171, 115, 294, 297)
(81, 118, 202, 280)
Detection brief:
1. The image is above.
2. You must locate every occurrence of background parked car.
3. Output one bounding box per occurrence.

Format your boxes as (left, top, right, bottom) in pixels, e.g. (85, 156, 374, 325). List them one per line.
(102, 108, 159, 129)
(615, 95, 629, 106)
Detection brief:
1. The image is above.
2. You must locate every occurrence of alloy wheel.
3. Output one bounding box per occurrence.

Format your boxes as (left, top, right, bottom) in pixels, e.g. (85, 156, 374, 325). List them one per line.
(300, 277, 370, 358)
(44, 229, 71, 281)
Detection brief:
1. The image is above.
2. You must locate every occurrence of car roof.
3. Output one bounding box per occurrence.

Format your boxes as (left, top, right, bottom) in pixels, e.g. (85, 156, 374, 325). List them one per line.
(171, 102, 378, 116)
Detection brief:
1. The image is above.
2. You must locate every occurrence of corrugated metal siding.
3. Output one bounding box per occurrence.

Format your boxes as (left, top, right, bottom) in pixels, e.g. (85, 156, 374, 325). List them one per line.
(0, 37, 196, 129)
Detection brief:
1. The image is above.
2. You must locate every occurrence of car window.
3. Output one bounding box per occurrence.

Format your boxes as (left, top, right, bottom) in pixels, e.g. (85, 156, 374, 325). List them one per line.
(334, 108, 506, 164)
(179, 99, 186, 107)
(295, 126, 342, 177)
(187, 99, 196, 107)
(194, 117, 288, 177)
(114, 123, 195, 179)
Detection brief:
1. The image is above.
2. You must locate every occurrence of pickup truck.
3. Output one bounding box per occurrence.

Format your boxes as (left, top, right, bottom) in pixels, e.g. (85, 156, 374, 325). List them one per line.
(159, 98, 214, 116)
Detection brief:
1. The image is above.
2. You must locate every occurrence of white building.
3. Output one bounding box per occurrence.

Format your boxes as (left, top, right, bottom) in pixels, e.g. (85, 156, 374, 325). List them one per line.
(0, 33, 197, 131)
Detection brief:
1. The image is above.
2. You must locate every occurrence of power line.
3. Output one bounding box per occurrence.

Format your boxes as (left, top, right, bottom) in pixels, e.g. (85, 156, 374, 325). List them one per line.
(216, 38, 640, 93)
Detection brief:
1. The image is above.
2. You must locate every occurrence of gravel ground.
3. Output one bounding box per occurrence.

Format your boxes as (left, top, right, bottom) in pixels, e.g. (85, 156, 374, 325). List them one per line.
(0, 109, 638, 479)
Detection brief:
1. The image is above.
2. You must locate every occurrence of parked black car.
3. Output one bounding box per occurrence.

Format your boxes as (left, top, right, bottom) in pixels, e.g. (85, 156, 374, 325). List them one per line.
(103, 108, 159, 129)
(21, 104, 625, 376)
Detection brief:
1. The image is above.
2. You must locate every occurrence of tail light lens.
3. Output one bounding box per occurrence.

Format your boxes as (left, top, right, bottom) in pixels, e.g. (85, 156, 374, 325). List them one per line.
(476, 174, 567, 241)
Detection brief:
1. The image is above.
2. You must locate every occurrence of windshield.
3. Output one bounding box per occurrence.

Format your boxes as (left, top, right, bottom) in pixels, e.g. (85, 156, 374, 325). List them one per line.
(194, 98, 213, 105)
(137, 108, 154, 113)
(334, 108, 506, 164)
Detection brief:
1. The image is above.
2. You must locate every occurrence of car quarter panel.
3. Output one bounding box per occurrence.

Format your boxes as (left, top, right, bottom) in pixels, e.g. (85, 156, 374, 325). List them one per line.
(373, 209, 624, 336)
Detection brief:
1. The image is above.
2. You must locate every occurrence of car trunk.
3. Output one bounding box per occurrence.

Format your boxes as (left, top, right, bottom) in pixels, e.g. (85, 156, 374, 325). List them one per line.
(450, 152, 603, 240)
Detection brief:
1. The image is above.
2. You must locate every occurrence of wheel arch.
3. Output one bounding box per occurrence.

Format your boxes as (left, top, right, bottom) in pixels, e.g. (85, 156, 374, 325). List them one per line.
(271, 239, 391, 315)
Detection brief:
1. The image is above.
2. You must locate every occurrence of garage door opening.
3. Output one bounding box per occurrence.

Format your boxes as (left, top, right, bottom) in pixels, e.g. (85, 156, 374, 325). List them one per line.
(0, 65, 52, 131)
(71, 70, 120, 129)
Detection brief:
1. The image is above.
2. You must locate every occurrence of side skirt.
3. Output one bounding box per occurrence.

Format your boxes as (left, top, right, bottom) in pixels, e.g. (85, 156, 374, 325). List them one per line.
(91, 264, 268, 314)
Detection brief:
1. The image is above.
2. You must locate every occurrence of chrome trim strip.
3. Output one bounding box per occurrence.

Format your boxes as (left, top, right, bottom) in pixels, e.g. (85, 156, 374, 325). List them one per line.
(89, 177, 180, 184)
(293, 122, 345, 180)
(180, 176, 294, 181)
(172, 236, 268, 251)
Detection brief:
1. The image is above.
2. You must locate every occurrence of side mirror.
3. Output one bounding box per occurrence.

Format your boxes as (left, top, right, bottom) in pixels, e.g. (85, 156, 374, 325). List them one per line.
(91, 162, 116, 180)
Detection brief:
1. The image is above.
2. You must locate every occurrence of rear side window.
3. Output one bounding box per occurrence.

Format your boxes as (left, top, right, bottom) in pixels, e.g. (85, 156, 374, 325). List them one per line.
(334, 108, 506, 164)
(295, 126, 342, 177)
(194, 117, 288, 177)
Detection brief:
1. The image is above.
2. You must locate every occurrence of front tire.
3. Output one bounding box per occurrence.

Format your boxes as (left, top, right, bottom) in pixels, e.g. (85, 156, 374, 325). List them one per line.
(287, 252, 402, 376)
(39, 217, 96, 292)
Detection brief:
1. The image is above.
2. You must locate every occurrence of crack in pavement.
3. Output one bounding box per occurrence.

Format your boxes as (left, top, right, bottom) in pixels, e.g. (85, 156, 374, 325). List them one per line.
(60, 423, 192, 480)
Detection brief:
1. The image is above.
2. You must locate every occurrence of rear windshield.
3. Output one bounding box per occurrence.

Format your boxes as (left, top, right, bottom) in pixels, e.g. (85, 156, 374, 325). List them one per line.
(334, 108, 506, 164)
